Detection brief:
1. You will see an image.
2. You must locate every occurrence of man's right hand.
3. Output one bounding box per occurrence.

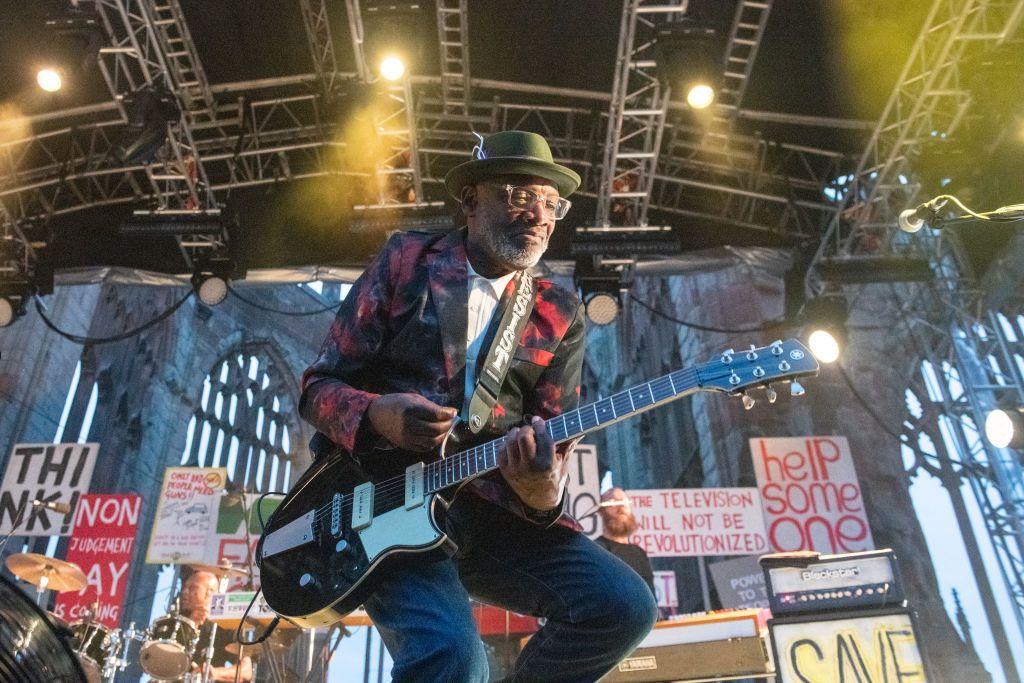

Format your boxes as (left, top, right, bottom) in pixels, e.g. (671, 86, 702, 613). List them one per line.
(367, 394, 457, 452)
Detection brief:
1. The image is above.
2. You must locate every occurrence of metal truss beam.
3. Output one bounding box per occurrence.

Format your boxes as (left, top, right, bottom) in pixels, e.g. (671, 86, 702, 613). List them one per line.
(91, 0, 225, 268)
(435, 0, 471, 117)
(811, 0, 1024, 269)
(595, 0, 687, 229)
(714, 0, 773, 126)
(298, 0, 340, 95)
(344, 0, 371, 82)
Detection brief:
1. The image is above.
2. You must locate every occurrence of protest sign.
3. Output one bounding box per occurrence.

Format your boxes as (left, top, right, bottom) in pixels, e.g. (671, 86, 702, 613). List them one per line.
(750, 436, 874, 553)
(566, 444, 602, 539)
(652, 570, 678, 609)
(708, 555, 769, 609)
(0, 443, 99, 536)
(146, 467, 226, 564)
(625, 488, 769, 558)
(53, 494, 141, 628)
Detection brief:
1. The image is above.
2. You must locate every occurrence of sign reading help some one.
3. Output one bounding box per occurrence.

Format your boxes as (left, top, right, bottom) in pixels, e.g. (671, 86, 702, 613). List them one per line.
(625, 488, 769, 558)
(53, 494, 141, 628)
(750, 436, 874, 553)
(0, 443, 99, 536)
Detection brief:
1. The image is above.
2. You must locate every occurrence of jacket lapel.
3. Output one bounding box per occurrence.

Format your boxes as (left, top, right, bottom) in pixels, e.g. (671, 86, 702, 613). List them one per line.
(426, 229, 469, 390)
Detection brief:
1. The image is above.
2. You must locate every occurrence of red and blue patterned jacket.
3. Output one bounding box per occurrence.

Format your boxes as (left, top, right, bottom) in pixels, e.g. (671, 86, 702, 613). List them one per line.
(299, 227, 585, 529)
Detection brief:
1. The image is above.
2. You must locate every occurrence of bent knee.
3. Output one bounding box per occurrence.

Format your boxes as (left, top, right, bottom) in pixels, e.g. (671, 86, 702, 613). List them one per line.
(436, 634, 489, 680)
(605, 576, 658, 637)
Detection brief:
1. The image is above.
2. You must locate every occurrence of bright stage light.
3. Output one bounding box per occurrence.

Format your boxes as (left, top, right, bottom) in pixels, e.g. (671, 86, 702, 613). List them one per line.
(379, 55, 406, 82)
(37, 68, 63, 93)
(686, 83, 715, 110)
(985, 408, 1024, 449)
(585, 293, 620, 326)
(807, 329, 840, 364)
(195, 274, 228, 306)
(0, 298, 15, 328)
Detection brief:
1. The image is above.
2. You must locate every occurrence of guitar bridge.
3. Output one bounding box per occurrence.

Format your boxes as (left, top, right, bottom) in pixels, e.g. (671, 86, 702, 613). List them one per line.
(331, 493, 343, 537)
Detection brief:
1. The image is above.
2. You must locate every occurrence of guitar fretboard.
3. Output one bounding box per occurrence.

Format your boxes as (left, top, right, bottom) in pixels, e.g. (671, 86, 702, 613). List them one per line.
(423, 367, 700, 494)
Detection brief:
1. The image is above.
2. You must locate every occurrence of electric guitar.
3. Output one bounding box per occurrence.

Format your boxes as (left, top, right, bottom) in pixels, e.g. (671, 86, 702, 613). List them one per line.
(256, 339, 819, 627)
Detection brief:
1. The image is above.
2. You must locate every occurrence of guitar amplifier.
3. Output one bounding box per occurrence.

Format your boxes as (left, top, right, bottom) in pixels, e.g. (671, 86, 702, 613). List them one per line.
(760, 549, 904, 616)
(599, 610, 769, 682)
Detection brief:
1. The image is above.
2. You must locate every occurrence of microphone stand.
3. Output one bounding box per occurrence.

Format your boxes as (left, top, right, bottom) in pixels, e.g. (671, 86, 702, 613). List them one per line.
(0, 501, 31, 555)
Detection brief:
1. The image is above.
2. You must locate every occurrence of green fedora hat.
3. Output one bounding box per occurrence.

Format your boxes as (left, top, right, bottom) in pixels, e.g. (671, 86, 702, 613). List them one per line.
(444, 130, 581, 199)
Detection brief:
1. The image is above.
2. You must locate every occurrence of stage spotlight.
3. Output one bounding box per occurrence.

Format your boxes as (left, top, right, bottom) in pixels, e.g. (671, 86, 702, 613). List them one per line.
(585, 292, 620, 326)
(0, 297, 15, 328)
(985, 407, 1024, 449)
(114, 85, 181, 164)
(686, 83, 715, 110)
(0, 289, 28, 329)
(379, 55, 406, 81)
(36, 68, 63, 92)
(802, 294, 847, 364)
(192, 272, 228, 307)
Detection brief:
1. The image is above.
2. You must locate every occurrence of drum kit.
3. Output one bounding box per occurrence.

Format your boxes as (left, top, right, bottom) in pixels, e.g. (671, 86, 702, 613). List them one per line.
(2, 553, 257, 682)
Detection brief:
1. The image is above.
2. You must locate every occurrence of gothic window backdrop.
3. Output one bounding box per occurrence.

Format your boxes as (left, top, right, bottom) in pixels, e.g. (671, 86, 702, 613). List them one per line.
(181, 341, 302, 493)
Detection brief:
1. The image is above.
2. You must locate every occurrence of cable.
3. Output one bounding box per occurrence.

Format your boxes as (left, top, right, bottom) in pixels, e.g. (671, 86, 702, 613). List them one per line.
(228, 285, 341, 317)
(628, 294, 784, 334)
(33, 291, 193, 345)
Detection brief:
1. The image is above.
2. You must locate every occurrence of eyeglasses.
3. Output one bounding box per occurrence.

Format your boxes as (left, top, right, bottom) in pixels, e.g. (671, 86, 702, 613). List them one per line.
(491, 184, 572, 220)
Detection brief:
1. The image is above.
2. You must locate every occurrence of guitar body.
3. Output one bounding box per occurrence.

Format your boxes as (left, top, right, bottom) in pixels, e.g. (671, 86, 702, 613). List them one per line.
(257, 448, 454, 628)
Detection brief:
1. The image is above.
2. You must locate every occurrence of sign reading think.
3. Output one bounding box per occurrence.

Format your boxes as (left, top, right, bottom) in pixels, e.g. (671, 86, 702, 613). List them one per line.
(146, 467, 226, 564)
(566, 444, 602, 540)
(0, 443, 99, 536)
(53, 494, 141, 628)
(708, 556, 769, 609)
(625, 488, 769, 558)
(771, 611, 926, 682)
(750, 436, 874, 553)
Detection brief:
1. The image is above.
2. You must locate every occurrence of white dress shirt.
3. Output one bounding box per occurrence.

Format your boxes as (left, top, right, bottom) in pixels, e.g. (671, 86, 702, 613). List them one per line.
(463, 261, 515, 416)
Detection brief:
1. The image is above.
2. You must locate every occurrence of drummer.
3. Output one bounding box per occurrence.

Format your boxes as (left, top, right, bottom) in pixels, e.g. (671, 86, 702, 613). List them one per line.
(180, 570, 253, 682)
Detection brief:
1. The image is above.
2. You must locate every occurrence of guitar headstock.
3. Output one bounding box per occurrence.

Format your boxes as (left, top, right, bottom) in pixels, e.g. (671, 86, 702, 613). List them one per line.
(696, 339, 819, 408)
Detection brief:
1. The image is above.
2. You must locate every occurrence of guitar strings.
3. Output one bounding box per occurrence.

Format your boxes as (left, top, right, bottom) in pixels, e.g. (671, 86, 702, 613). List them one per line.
(304, 360, 793, 525)
(307, 368, 705, 524)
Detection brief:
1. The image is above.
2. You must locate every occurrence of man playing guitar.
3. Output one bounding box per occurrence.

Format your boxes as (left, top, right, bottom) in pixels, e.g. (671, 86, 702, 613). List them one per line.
(299, 130, 657, 681)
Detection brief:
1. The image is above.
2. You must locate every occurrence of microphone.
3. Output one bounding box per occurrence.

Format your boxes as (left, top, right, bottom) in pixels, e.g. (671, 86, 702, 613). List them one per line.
(898, 197, 948, 234)
(32, 499, 72, 515)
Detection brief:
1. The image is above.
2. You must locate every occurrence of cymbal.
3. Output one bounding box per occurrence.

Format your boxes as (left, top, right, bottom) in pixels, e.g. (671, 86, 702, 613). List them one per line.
(6, 553, 87, 592)
(225, 638, 290, 658)
(187, 560, 249, 579)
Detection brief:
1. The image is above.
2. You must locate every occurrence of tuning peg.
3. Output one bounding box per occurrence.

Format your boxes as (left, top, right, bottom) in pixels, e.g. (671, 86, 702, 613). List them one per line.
(790, 380, 805, 397)
(765, 385, 778, 404)
(742, 393, 756, 410)
(746, 344, 759, 360)
(770, 340, 784, 355)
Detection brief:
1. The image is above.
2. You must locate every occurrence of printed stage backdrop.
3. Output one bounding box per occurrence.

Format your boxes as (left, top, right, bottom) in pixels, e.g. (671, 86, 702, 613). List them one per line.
(750, 436, 874, 553)
(0, 443, 99, 536)
(53, 494, 141, 628)
(624, 488, 769, 558)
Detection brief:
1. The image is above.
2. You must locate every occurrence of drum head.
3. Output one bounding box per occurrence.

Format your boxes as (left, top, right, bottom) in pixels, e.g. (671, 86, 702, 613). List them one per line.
(0, 575, 87, 682)
(139, 640, 193, 680)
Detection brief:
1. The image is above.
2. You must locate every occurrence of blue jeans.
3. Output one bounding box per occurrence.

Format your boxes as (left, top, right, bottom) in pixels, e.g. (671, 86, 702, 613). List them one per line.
(363, 493, 658, 682)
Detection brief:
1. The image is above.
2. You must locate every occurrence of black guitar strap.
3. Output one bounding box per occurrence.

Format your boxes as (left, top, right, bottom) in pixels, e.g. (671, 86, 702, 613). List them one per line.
(466, 270, 536, 433)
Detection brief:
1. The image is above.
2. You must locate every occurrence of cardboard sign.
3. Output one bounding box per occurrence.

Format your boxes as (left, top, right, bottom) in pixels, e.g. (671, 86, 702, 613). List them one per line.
(566, 444, 602, 539)
(146, 467, 227, 564)
(53, 494, 141, 628)
(0, 443, 99, 536)
(708, 556, 769, 609)
(770, 610, 926, 682)
(750, 437, 874, 553)
(205, 492, 283, 585)
(625, 488, 769, 558)
(652, 570, 678, 608)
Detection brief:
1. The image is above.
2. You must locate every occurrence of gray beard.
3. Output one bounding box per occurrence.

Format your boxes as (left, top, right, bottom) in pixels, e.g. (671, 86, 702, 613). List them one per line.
(484, 226, 547, 270)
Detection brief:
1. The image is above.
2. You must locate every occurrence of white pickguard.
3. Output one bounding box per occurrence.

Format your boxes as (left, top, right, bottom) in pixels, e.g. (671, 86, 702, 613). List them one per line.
(357, 501, 443, 561)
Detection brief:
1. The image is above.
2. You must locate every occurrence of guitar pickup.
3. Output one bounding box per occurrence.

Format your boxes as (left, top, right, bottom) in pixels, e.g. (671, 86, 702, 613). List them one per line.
(261, 510, 315, 559)
(352, 482, 374, 531)
(405, 462, 424, 510)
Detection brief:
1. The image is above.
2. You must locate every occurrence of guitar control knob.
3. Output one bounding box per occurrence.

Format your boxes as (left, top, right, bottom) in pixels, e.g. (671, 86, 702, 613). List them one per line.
(335, 539, 348, 553)
(299, 573, 315, 588)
